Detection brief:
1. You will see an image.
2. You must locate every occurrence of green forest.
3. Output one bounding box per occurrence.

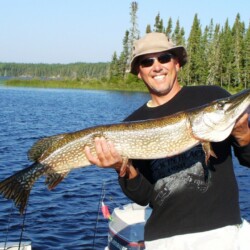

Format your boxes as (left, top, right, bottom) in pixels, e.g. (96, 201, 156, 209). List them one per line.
(1, 2, 249, 92)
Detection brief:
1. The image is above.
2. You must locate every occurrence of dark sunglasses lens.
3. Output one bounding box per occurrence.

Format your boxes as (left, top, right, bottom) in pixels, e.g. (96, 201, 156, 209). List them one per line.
(158, 54, 172, 64)
(140, 58, 154, 68)
(140, 54, 172, 68)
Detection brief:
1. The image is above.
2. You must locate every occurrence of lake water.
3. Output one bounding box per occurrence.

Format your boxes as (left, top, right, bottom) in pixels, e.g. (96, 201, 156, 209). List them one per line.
(0, 85, 249, 250)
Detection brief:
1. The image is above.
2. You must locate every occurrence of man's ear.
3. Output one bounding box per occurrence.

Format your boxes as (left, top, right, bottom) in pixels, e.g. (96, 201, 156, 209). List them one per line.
(175, 60, 181, 72)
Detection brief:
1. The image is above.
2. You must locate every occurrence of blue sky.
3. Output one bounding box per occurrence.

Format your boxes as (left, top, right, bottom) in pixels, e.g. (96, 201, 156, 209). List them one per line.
(1, 0, 249, 64)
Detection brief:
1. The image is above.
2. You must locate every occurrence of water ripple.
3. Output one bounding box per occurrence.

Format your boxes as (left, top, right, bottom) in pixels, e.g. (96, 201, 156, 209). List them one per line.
(0, 86, 249, 249)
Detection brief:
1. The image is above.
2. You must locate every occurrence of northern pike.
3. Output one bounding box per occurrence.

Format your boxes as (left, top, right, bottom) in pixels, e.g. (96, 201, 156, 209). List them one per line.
(0, 89, 249, 214)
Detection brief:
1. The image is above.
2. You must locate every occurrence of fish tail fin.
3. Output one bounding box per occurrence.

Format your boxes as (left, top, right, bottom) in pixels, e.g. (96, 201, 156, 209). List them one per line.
(0, 163, 45, 215)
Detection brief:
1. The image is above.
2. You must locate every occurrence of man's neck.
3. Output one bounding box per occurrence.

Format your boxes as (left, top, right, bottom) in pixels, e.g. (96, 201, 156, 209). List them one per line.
(149, 84, 182, 107)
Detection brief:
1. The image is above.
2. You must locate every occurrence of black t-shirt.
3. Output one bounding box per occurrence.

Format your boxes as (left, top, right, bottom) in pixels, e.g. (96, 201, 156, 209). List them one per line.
(119, 85, 250, 241)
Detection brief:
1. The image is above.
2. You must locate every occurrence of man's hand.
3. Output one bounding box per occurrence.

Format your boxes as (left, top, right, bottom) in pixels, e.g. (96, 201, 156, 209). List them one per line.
(84, 137, 123, 170)
(231, 112, 250, 146)
(84, 137, 138, 178)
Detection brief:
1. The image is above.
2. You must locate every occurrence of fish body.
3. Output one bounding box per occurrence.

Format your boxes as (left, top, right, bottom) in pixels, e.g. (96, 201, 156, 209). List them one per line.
(0, 89, 250, 214)
(35, 112, 198, 172)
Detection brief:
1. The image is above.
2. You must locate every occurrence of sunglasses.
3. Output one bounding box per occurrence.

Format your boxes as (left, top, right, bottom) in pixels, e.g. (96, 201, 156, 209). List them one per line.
(140, 53, 173, 68)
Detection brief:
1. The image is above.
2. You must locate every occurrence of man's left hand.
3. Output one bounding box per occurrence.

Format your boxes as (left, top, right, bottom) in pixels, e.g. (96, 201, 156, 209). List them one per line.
(231, 112, 250, 146)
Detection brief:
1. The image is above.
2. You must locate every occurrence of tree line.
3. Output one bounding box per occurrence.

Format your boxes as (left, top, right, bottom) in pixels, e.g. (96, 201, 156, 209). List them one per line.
(111, 2, 249, 91)
(1, 2, 249, 91)
(0, 62, 110, 81)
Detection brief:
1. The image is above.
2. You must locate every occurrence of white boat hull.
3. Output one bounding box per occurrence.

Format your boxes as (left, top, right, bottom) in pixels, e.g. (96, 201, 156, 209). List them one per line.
(106, 203, 152, 250)
(0, 241, 31, 250)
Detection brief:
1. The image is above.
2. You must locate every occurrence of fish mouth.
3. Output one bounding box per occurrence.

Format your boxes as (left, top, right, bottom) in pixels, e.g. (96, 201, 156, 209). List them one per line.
(189, 89, 250, 142)
(226, 89, 250, 113)
(216, 89, 250, 132)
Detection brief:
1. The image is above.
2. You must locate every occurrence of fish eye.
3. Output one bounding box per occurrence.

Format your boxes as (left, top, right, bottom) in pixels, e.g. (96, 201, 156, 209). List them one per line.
(216, 101, 226, 110)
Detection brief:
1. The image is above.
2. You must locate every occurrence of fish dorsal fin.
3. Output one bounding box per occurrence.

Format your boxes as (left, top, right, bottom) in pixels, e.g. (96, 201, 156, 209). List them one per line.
(28, 134, 66, 161)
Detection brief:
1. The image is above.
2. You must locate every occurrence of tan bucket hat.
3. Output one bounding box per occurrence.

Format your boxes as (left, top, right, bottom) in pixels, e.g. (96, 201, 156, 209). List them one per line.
(130, 32, 187, 75)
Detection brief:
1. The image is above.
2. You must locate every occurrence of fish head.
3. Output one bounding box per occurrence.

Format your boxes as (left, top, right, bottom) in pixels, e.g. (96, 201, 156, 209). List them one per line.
(189, 89, 250, 142)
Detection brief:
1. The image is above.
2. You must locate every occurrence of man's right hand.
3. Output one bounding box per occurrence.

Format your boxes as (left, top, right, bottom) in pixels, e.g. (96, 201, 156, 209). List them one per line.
(84, 137, 138, 178)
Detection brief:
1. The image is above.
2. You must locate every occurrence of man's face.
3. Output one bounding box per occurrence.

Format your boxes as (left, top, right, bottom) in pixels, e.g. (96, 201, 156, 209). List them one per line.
(137, 51, 180, 97)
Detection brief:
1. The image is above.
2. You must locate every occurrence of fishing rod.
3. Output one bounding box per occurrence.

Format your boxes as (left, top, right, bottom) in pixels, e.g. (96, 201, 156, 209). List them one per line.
(92, 181, 106, 249)
(92, 180, 116, 249)
(3, 201, 28, 250)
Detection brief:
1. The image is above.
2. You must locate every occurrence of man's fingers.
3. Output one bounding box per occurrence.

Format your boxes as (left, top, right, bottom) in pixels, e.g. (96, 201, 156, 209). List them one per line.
(84, 137, 123, 169)
(95, 137, 113, 164)
(236, 113, 248, 125)
(108, 140, 120, 159)
(84, 145, 99, 165)
(234, 113, 249, 128)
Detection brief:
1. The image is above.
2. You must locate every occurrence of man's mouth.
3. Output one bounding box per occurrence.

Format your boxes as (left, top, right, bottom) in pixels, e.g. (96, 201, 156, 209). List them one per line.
(153, 75, 166, 80)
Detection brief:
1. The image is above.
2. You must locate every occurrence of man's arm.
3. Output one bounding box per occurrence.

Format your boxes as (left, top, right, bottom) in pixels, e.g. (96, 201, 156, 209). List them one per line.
(231, 111, 250, 167)
(231, 113, 250, 147)
(84, 137, 153, 205)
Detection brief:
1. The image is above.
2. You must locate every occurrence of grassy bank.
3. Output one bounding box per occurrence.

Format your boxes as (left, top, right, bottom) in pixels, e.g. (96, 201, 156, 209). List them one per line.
(4, 78, 148, 93)
(3, 78, 245, 94)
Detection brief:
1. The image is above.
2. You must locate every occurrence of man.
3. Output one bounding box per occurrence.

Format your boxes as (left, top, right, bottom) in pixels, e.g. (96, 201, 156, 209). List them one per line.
(85, 32, 250, 249)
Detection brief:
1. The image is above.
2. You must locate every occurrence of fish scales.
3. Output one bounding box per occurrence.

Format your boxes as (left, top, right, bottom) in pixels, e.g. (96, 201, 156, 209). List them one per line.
(0, 89, 249, 214)
(40, 112, 197, 174)
(105, 113, 198, 159)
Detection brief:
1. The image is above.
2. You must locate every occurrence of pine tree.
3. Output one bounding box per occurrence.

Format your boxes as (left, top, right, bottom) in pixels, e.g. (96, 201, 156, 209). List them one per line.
(109, 52, 119, 79)
(172, 19, 187, 85)
(111, 1, 140, 80)
(172, 19, 185, 45)
(199, 25, 210, 84)
(146, 24, 152, 33)
(154, 13, 164, 32)
(232, 13, 245, 88)
(119, 30, 130, 77)
(186, 14, 203, 85)
(172, 19, 180, 43)
(206, 21, 222, 86)
(128, 1, 140, 63)
(243, 22, 250, 88)
(219, 19, 234, 90)
(165, 18, 172, 38)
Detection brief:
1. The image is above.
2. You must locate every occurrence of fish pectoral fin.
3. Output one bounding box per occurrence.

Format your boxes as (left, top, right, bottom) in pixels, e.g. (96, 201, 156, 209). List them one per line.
(201, 142, 217, 164)
(45, 171, 69, 190)
(118, 157, 130, 177)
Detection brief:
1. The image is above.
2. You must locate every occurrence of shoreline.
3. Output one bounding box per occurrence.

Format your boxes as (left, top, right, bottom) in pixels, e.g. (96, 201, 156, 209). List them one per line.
(1, 78, 148, 93)
(0, 79, 246, 94)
